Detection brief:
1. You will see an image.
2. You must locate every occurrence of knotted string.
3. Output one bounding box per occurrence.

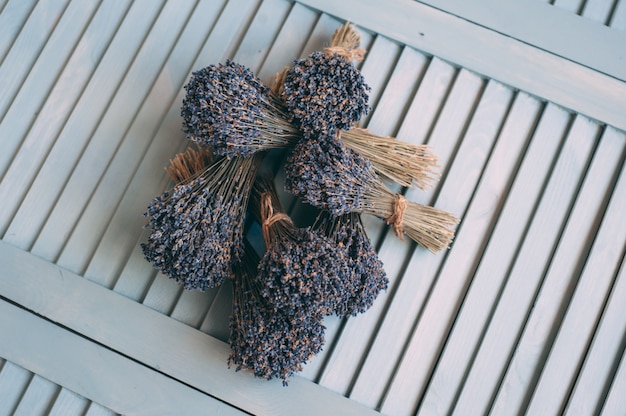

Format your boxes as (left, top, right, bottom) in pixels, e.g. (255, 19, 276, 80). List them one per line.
(386, 194, 408, 239)
(260, 192, 292, 246)
(324, 46, 366, 62)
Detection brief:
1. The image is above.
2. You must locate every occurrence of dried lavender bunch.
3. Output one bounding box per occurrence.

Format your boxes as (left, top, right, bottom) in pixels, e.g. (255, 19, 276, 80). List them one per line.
(181, 60, 298, 157)
(141, 153, 262, 290)
(228, 242, 325, 385)
(251, 177, 352, 317)
(284, 135, 459, 253)
(314, 211, 388, 316)
(282, 50, 370, 139)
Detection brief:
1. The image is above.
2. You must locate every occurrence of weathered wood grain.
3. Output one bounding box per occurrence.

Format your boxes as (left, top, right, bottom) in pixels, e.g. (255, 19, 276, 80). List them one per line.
(48, 389, 90, 416)
(12, 375, 60, 416)
(0, 300, 247, 416)
(526, 141, 626, 414)
(0, 241, 380, 416)
(0, 361, 32, 416)
(492, 126, 626, 414)
(0, 0, 36, 72)
(451, 115, 601, 414)
(296, 0, 626, 131)
(566, 254, 626, 415)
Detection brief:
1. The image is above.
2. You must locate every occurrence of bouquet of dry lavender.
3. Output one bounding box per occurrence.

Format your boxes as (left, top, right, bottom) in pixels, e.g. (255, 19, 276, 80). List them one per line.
(285, 135, 458, 253)
(141, 152, 262, 290)
(228, 241, 326, 385)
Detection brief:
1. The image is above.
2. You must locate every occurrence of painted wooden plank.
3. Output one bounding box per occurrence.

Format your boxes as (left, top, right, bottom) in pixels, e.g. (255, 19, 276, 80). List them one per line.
(13, 375, 60, 416)
(0, 0, 68, 121)
(0, 0, 99, 185)
(525, 152, 626, 414)
(346, 66, 482, 408)
(610, 0, 626, 28)
(2, 0, 165, 250)
(198, 279, 235, 342)
(0, 0, 132, 232)
(0, 361, 32, 416)
(44, 0, 224, 281)
(566, 254, 626, 415)
(601, 343, 626, 415)
(295, 0, 626, 132)
(84, 403, 118, 416)
(233, 0, 292, 72)
(342, 69, 484, 399)
(379, 82, 520, 416)
(315, 46, 433, 396)
(112, 230, 158, 302)
(395, 57, 457, 146)
(33, 0, 196, 271)
(451, 115, 601, 415)
(416, 93, 546, 415)
(48, 389, 90, 416)
(581, 0, 616, 23)
(420, 108, 567, 415)
(95, 0, 261, 307)
(0, 0, 36, 65)
(0, 241, 380, 416)
(418, 0, 626, 80)
(0, 300, 247, 416)
(491, 126, 626, 414)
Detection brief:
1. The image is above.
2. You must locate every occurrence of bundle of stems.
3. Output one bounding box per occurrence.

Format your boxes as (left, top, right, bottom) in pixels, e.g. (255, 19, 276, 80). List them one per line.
(227, 240, 325, 385)
(164, 145, 213, 184)
(313, 210, 388, 316)
(250, 176, 351, 317)
(141, 153, 263, 290)
(285, 136, 458, 253)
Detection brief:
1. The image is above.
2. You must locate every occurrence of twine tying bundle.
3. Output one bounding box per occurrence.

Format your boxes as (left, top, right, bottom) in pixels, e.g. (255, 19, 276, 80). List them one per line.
(386, 194, 408, 238)
(261, 192, 293, 246)
(324, 46, 366, 62)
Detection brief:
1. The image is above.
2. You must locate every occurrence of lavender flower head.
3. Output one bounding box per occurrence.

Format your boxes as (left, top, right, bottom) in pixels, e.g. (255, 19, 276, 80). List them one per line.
(314, 211, 388, 316)
(283, 51, 370, 139)
(181, 60, 293, 157)
(141, 154, 262, 290)
(228, 245, 325, 384)
(284, 135, 374, 216)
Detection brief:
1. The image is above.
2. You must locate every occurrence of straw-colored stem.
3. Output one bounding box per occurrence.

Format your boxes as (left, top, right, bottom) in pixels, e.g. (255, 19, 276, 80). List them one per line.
(164, 146, 213, 184)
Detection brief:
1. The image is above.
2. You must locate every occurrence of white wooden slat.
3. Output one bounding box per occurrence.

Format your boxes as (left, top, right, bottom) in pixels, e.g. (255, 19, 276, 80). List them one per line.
(0, 241, 380, 416)
(347, 68, 485, 408)
(198, 279, 235, 342)
(142, 273, 184, 316)
(416, 94, 546, 415)
(0, 361, 32, 416)
(84, 403, 118, 416)
(425, 101, 566, 412)
(48, 388, 90, 416)
(581, 0, 616, 23)
(0, 300, 247, 416)
(0, 0, 36, 65)
(451, 115, 601, 415)
(2, 0, 165, 250)
(113, 230, 158, 302)
(47, 0, 225, 287)
(395, 57, 457, 146)
(380, 83, 521, 416)
(0, 0, 68, 121)
(492, 126, 626, 414)
(254, 2, 318, 84)
(526, 150, 626, 414)
(418, 0, 626, 81)
(315, 46, 432, 396)
(610, 0, 626, 28)
(553, 0, 587, 14)
(0, 0, 100, 184)
(90, 0, 260, 296)
(566, 254, 626, 415)
(296, 0, 626, 132)
(601, 345, 626, 415)
(35, 0, 196, 271)
(13, 375, 60, 416)
(233, 0, 292, 73)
